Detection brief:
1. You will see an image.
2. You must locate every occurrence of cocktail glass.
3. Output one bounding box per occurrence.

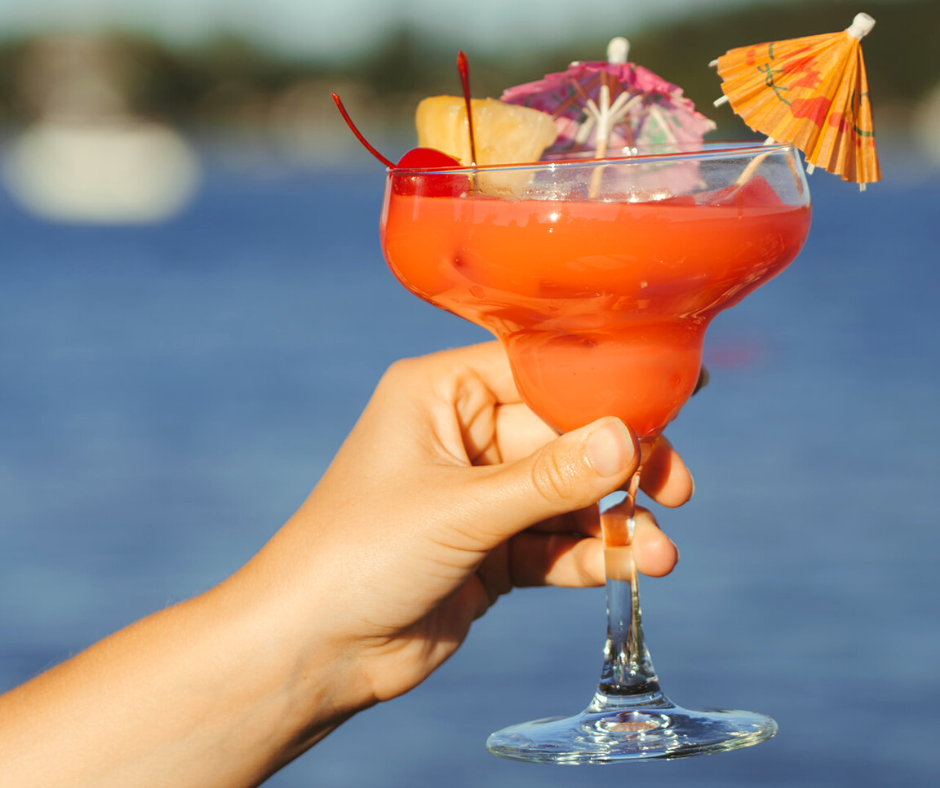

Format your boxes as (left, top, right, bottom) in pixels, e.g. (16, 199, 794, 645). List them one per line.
(380, 142, 811, 762)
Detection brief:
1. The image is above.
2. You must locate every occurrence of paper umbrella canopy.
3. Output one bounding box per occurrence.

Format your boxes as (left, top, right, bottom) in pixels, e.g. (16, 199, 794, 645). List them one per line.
(712, 12, 881, 188)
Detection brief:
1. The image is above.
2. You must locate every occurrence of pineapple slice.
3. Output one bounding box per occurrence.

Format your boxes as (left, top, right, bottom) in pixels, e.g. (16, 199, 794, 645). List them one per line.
(415, 97, 558, 196)
(416, 96, 558, 166)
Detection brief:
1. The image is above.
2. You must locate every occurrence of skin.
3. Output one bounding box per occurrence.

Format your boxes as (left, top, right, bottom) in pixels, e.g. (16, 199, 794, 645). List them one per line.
(0, 342, 693, 788)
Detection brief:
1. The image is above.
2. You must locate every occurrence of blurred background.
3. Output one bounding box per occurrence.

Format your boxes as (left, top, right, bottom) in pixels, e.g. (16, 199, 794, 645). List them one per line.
(1, 0, 938, 786)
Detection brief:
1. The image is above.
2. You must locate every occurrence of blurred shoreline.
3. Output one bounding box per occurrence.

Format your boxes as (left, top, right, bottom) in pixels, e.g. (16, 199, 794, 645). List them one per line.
(1, 124, 936, 228)
(0, 0, 938, 224)
(0, 0, 937, 145)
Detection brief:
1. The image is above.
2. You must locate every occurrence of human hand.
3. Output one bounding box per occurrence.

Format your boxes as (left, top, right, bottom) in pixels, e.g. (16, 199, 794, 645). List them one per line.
(246, 341, 694, 717)
(0, 342, 695, 788)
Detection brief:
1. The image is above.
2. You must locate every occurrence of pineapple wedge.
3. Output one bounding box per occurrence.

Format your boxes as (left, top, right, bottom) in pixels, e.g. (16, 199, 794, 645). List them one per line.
(416, 97, 558, 166)
(415, 96, 557, 196)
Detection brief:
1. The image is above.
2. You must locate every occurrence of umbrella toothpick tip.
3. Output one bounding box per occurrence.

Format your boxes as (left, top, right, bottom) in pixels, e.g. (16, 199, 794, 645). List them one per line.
(847, 13, 875, 39)
(714, 95, 729, 108)
(607, 37, 630, 64)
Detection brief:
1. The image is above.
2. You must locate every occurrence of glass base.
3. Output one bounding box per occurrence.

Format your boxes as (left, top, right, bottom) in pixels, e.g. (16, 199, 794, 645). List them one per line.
(486, 691, 777, 764)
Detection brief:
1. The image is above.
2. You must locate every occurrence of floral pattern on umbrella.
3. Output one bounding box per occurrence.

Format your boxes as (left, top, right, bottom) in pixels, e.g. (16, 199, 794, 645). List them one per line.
(712, 13, 881, 188)
(501, 38, 716, 159)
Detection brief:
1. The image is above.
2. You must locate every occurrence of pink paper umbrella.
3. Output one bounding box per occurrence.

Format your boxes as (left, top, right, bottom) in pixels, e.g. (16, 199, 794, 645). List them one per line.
(501, 37, 716, 159)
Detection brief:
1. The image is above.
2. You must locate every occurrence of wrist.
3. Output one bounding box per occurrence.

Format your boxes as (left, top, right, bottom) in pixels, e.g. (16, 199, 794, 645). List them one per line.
(210, 551, 373, 758)
(0, 555, 366, 788)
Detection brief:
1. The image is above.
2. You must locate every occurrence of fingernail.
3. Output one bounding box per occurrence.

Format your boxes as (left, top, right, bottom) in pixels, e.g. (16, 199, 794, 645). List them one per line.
(586, 420, 634, 477)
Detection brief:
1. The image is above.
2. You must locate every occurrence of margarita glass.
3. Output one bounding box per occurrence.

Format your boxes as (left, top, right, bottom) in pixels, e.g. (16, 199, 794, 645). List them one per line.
(380, 142, 811, 762)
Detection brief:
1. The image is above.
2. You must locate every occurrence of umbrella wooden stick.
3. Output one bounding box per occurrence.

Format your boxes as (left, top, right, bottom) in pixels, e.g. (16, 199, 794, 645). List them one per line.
(586, 37, 631, 194)
(732, 137, 804, 194)
(734, 137, 776, 185)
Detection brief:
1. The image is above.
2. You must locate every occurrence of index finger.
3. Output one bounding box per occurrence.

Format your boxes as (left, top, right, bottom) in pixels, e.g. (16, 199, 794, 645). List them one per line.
(425, 340, 522, 405)
(639, 435, 694, 507)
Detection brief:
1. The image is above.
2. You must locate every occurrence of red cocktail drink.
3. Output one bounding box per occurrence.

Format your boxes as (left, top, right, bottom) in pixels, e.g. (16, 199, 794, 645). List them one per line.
(383, 158, 810, 438)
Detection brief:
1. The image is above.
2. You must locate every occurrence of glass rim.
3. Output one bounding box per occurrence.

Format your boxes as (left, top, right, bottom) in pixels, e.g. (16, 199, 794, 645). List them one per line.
(388, 140, 798, 176)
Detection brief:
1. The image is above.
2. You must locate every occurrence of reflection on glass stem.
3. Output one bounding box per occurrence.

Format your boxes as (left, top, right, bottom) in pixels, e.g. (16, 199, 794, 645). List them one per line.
(598, 471, 660, 699)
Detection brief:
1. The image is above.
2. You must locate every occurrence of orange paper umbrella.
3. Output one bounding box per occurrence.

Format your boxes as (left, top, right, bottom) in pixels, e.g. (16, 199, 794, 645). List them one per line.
(712, 12, 880, 189)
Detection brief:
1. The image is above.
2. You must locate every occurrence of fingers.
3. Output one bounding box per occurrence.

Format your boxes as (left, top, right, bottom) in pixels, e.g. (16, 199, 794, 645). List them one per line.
(632, 509, 679, 577)
(601, 502, 679, 578)
(425, 345, 694, 512)
(692, 365, 710, 396)
(419, 341, 521, 405)
(639, 435, 694, 508)
(528, 505, 601, 537)
(491, 402, 557, 464)
(466, 417, 639, 550)
(498, 507, 677, 590)
(509, 532, 605, 587)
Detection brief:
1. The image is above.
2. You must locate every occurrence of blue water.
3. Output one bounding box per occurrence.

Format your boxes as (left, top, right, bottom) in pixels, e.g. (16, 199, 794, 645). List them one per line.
(1, 149, 938, 787)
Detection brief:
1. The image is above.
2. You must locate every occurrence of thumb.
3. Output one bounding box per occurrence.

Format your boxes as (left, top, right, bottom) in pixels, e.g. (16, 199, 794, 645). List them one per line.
(471, 417, 639, 547)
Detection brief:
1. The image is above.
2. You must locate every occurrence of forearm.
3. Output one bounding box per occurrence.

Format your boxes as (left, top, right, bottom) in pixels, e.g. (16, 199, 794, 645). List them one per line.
(0, 559, 357, 788)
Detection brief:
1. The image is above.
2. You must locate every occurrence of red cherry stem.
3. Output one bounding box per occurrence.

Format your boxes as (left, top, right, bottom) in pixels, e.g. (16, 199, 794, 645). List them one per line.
(331, 92, 396, 169)
(456, 51, 478, 166)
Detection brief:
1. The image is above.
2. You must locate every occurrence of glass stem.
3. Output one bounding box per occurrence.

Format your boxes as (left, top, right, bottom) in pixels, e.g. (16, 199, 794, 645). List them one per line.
(594, 469, 662, 702)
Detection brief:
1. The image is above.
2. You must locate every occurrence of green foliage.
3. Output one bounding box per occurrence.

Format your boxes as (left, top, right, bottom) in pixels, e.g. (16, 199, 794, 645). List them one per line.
(633, 0, 939, 109)
(0, 0, 935, 127)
